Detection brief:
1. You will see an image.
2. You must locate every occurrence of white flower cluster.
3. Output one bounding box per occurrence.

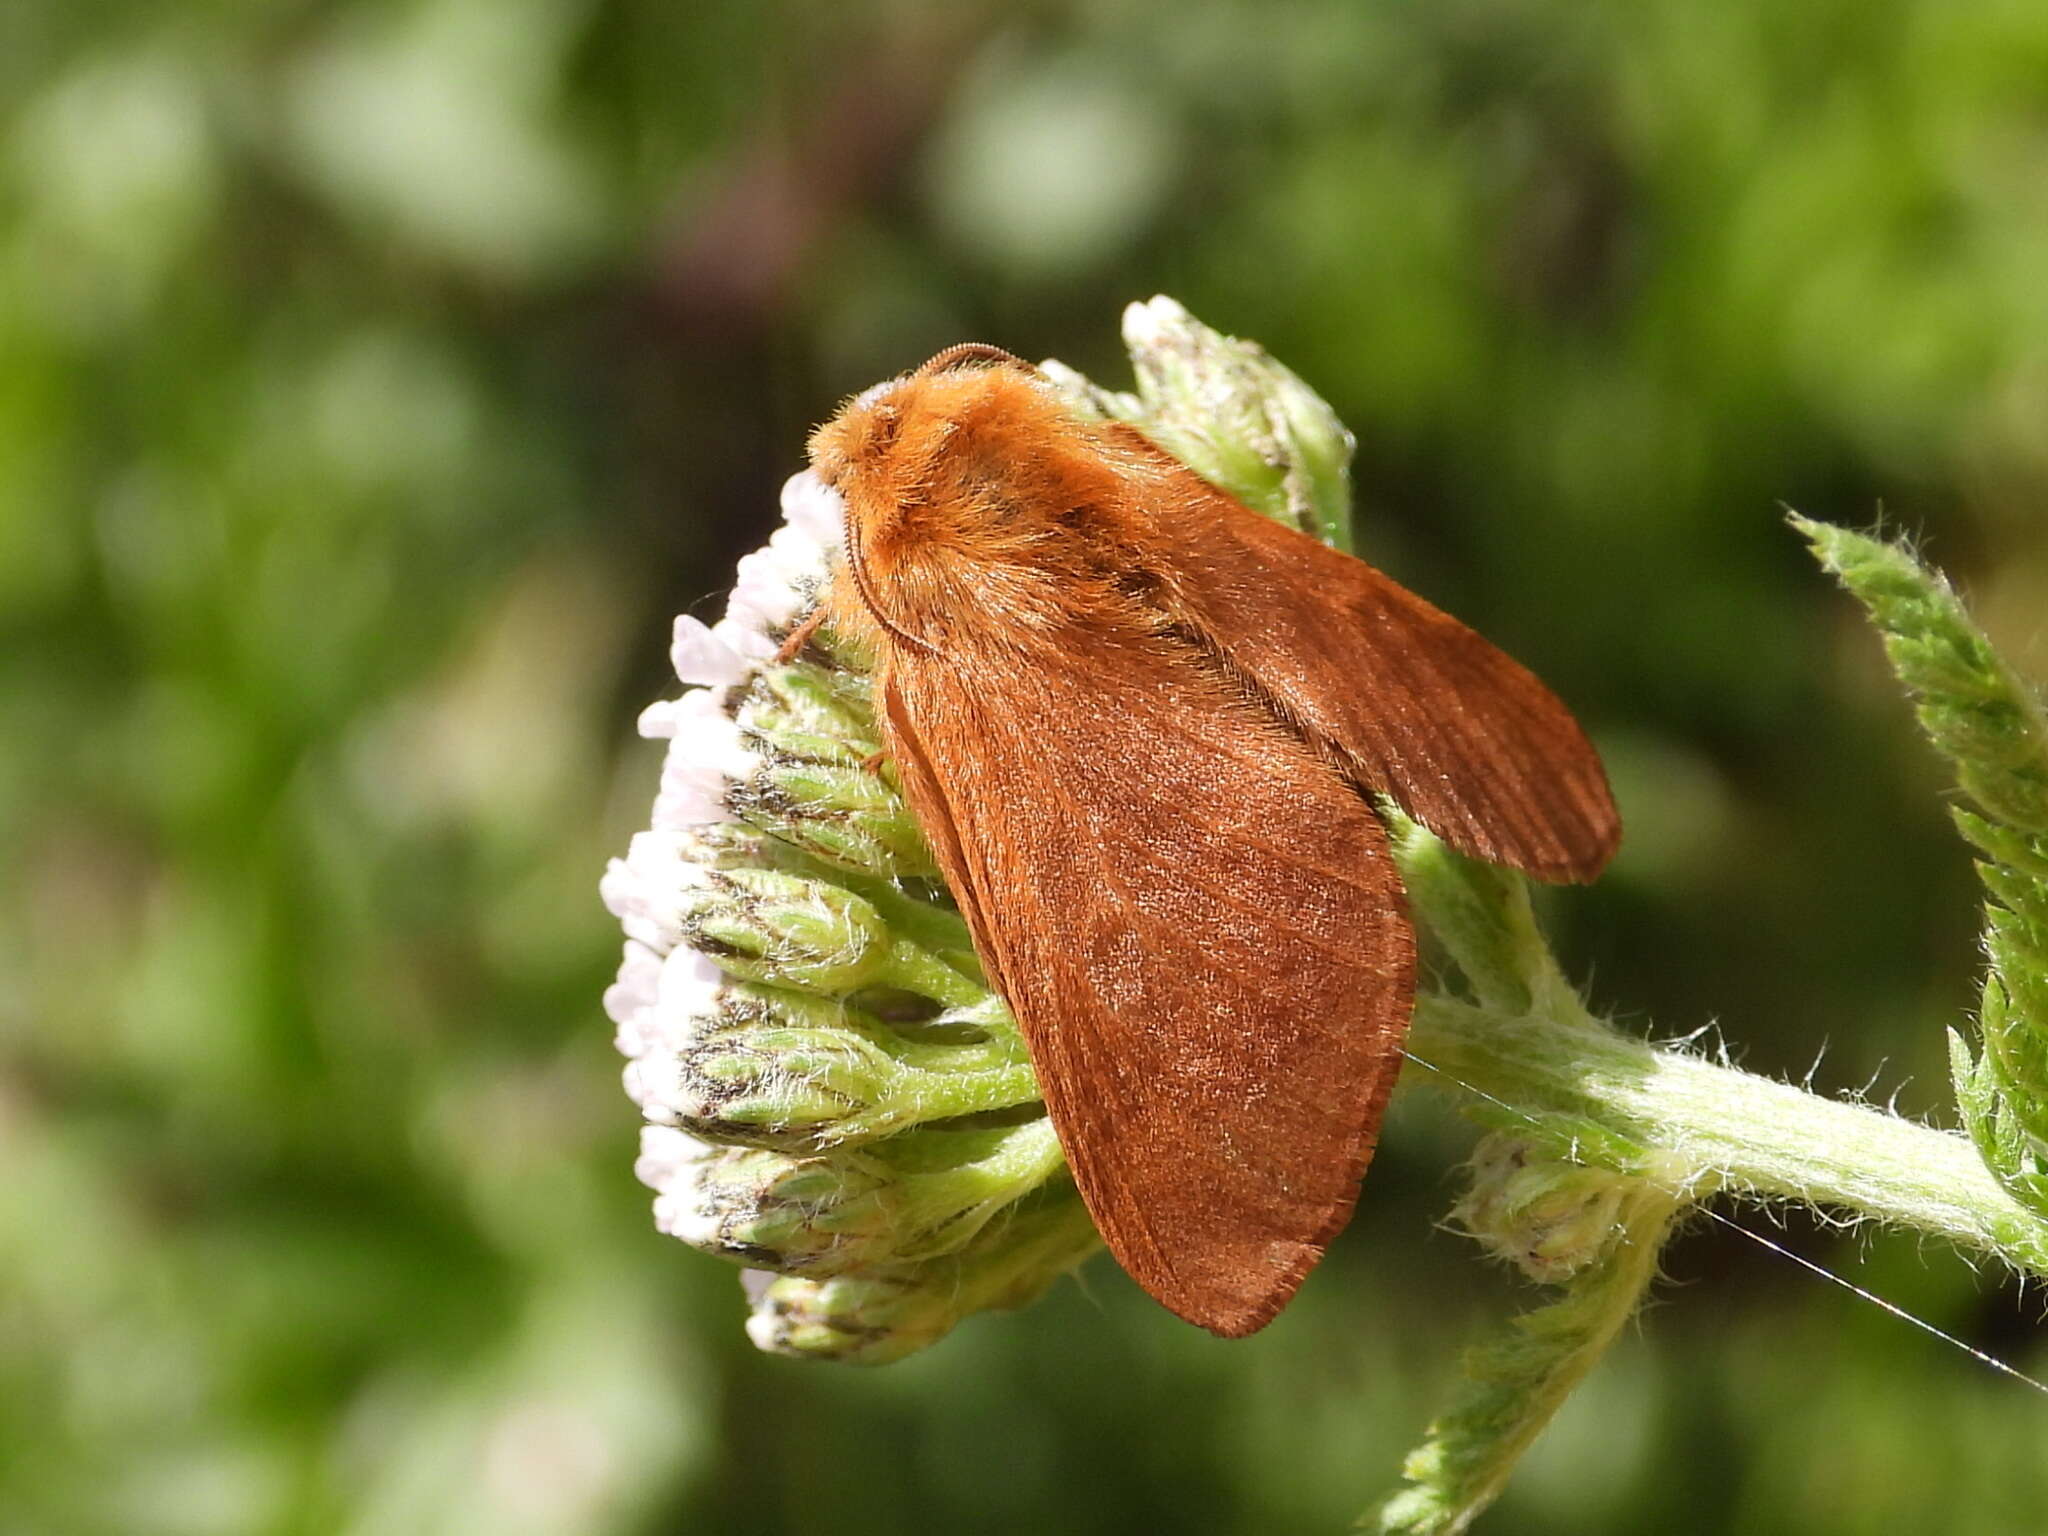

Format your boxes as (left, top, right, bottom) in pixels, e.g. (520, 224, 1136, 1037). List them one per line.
(600, 470, 846, 1240)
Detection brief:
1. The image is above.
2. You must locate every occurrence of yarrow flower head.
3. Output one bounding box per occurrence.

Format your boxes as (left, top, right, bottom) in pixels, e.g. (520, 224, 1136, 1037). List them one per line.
(603, 468, 1096, 1362)
(603, 300, 1364, 1362)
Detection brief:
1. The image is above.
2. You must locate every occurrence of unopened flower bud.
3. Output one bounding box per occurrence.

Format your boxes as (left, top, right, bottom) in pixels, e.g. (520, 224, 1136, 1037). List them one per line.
(631, 981, 1039, 1149)
(743, 1190, 1103, 1365)
(634, 987, 897, 1145)
(1117, 294, 1355, 547)
(744, 659, 878, 745)
(739, 763, 935, 879)
(744, 1267, 959, 1366)
(1455, 1133, 1632, 1284)
(653, 1142, 898, 1275)
(710, 661, 933, 877)
(641, 1120, 1066, 1278)
(684, 866, 891, 995)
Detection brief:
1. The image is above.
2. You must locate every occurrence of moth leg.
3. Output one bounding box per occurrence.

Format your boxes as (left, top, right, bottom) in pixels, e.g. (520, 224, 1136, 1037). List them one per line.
(773, 605, 829, 664)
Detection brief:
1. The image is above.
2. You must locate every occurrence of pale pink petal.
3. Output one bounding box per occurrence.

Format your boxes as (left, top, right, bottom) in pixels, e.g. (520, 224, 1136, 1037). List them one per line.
(639, 685, 729, 742)
(639, 948, 727, 1052)
(605, 940, 664, 1053)
(623, 1060, 681, 1125)
(625, 1049, 697, 1123)
(670, 615, 750, 687)
(600, 833, 713, 951)
(767, 522, 827, 569)
(672, 710, 758, 779)
(650, 775, 732, 830)
(653, 1188, 722, 1248)
(779, 470, 846, 546)
(727, 557, 805, 632)
(646, 706, 759, 829)
(635, 1124, 711, 1190)
(711, 615, 778, 664)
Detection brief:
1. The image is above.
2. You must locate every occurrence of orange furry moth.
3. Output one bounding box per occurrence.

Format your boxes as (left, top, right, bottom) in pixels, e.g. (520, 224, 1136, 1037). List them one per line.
(798, 343, 1620, 1337)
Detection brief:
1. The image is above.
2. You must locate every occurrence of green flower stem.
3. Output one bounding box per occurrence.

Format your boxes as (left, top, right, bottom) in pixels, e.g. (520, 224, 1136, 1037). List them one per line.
(1403, 994, 2048, 1275)
(826, 1049, 1044, 1145)
(1387, 811, 1558, 1016)
(1376, 509, 2048, 1532)
(869, 936, 992, 1013)
(868, 1120, 1071, 1257)
(838, 881, 998, 1002)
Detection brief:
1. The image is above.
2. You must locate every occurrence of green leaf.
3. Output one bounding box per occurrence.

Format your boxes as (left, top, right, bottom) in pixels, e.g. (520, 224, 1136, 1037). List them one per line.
(1800, 514, 2048, 1219)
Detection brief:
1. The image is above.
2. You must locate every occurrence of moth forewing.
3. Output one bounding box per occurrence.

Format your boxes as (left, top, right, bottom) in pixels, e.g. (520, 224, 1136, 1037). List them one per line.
(805, 351, 1617, 1334)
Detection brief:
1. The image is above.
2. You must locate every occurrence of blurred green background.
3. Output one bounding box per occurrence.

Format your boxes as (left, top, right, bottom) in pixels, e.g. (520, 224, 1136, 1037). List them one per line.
(6, 1, 2048, 1531)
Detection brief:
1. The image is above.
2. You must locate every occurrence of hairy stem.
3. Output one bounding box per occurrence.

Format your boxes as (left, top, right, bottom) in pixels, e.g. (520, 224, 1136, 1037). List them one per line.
(1403, 995, 2048, 1275)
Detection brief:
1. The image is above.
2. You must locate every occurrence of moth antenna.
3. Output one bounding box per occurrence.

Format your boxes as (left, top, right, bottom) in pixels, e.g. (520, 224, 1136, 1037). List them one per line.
(841, 492, 940, 657)
(917, 343, 1034, 376)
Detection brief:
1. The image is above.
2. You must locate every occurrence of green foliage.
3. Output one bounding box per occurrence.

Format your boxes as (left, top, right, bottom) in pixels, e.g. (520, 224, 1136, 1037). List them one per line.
(1377, 1148, 1682, 1536)
(9, 2, 2048, 1532)
(1799, 518, 2048, 1219)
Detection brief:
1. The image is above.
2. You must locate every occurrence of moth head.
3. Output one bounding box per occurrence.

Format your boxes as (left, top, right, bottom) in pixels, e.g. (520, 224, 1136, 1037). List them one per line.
(806, 378, 906, 494)
(806, 345, 1040, 506)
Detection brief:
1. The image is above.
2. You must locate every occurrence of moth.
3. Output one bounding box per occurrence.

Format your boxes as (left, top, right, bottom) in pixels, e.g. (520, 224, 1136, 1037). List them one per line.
(800, 344, 1620, 1336)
